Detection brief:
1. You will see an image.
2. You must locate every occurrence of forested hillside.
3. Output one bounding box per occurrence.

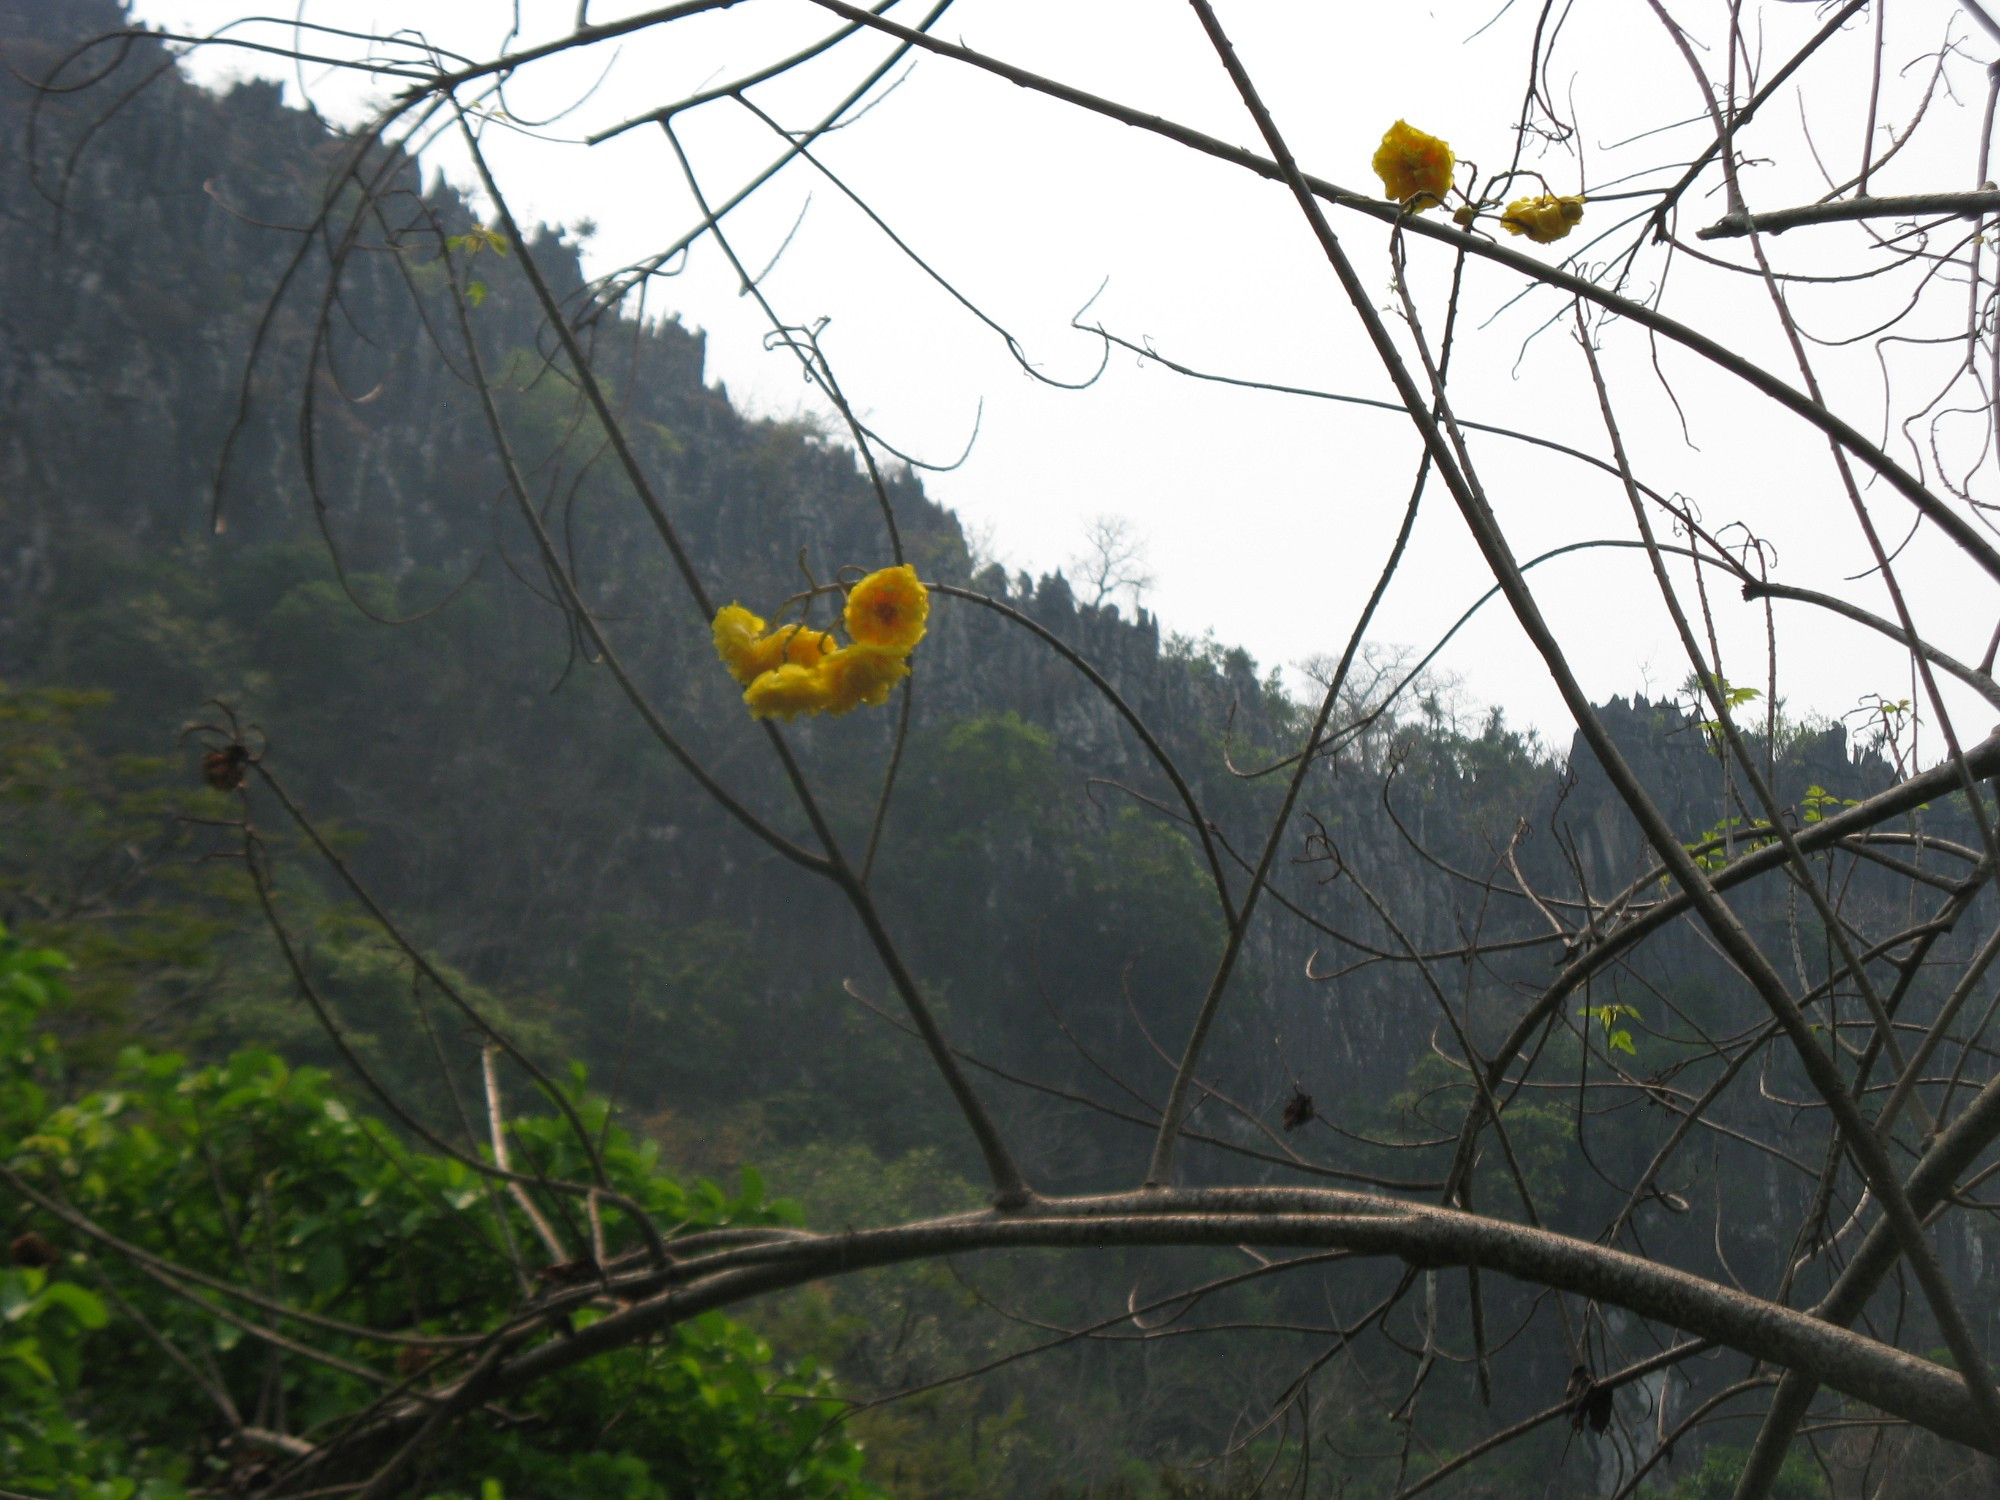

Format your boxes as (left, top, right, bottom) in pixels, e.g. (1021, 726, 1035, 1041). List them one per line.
(0, 4, 1982, 1497)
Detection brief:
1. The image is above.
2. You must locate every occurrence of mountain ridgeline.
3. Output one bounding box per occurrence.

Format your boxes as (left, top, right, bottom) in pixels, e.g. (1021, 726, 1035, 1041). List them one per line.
(0, 4, 1973, 1495)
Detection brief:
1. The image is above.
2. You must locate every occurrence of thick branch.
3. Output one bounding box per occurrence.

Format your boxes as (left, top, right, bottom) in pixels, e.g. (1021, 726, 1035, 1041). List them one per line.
(1740, 578, 2000, 706)
(343, 1189, 2000, 1459)
(1699, 190, 2000, 240)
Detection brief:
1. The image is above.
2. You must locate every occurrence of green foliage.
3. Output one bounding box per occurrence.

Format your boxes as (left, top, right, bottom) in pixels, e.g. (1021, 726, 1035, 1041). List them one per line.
(865, 711, 1226, 1171)
(1684, 675, 1762, 753)
(0, 926, 184, 1496)
(1798, 783, 1861, 823)
(0, 683, 250, 1064)
(918, 711, 1064, 839)
(1580, 1001, 1640, 1057)
(562, 917, 771, 1111)
(0, 926, 880, 1499)
(445, 225, 510, 257)
(1681, 812, 1767, 871)
(1384, 702, 1551, 846)
(751, 1141, 1045, 1499)
(1665, 1444, 1826, 1500)
(1482, 1101, 1577, 1221)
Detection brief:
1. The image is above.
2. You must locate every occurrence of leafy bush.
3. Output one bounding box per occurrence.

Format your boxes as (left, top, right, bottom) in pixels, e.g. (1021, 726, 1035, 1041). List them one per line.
(0, 925, 881, 1498)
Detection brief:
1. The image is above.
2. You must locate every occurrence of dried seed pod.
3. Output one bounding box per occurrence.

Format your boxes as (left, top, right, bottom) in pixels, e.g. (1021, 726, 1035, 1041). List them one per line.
(9, 1231, 60, 1268)
(1565, 1364, 1613, 1433)
(202, 744, 251, 791)
(396, 1343, 441, 1379)
(1281, 1088, 1315, 1132)
(535, 1256, 600, 1286)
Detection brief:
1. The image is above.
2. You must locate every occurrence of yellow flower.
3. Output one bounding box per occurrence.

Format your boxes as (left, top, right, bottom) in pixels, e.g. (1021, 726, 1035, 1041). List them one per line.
(712, 605, 833, 685)
(818, 644, 910, 715)
(759, 623, 834, 674)
(743, 663, 831, 721)
(1372, 121, 1455, 210)
(712, 603, 768, 685)
(1500, 194, 1585, 244)
(843, 565, 929, 652)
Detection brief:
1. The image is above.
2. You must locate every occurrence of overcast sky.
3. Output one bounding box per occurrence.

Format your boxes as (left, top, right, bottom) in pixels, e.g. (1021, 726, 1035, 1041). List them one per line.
(125, 1, 2000, 755)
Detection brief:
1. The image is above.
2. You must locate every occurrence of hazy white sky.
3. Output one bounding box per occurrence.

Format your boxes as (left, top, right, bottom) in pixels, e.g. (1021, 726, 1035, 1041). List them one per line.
(127, 1, 2000, 753)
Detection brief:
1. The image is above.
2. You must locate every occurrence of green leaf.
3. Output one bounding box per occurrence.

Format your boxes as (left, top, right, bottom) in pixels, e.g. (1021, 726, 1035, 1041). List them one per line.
(38, 1281, 108, 1330)
(1, 1338, 54, 1382)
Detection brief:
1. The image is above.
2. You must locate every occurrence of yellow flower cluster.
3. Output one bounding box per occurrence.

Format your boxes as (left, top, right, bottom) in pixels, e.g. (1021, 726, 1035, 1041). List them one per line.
(711, 609, 832, 682)
(1500, 193, 1586, 244)
(712, 564, 929, 722)
(1371, 121, 1455, 210)
(1369, 121, 1587, 246)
